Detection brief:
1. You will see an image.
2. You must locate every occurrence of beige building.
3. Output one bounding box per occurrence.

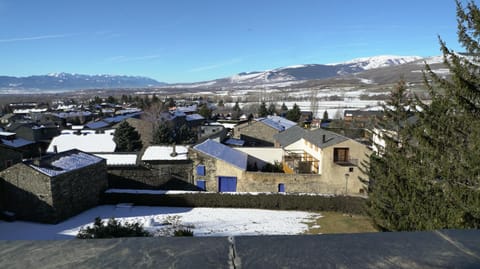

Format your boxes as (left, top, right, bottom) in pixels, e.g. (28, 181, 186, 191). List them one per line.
(275, 127, 371, 194)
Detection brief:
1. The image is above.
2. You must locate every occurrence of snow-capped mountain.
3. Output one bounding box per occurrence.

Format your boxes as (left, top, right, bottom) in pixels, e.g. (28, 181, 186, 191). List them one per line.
(0, 73, 166, 91)
(178, 55, 425, 88)
(330, 55, 423, 70)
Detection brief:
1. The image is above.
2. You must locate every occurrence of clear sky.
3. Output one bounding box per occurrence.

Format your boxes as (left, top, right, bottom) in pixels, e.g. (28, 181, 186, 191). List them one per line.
(0, 0, 465, 83)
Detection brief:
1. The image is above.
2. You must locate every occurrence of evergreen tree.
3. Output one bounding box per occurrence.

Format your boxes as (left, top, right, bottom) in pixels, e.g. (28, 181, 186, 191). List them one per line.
(258, 102, 268, 117)
(198, 104, 212, 120)
(217, 99, 224, 107)
(366, 80, 420, 231)
(367, 1, 480, 230)
(267, 103, 276, 115)
(152, 124, 174, 144)
(231, 101, 242, 120)
(286, 103, 301, 122)
(281, 102, 288, 112)
(175, 124, 197, 144)
(114, 121, 143, 152)
(322, 110, 329, 121)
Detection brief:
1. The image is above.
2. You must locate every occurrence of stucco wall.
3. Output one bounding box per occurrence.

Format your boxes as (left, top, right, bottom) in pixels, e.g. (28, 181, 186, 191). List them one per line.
(320, 140, 370, 194)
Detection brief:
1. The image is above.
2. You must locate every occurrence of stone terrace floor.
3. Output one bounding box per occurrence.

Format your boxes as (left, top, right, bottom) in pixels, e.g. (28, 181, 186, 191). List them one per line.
(0, 229, 479, 268)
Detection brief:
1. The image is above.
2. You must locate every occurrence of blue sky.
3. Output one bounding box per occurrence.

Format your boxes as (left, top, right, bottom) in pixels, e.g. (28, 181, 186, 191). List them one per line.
(0, 0, 464, 83)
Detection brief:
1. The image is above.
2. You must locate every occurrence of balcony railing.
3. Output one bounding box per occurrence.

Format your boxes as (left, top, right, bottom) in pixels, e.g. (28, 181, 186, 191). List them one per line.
(334, 158, 359, 166)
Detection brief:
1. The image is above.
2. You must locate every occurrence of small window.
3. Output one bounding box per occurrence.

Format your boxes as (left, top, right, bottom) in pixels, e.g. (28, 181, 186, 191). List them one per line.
(5, 160, 13, 168)
(278, 183, 285, 192)
(334, 148, 349, 163)
(349, 167, 354, 173)
(196, 165, 206, 176)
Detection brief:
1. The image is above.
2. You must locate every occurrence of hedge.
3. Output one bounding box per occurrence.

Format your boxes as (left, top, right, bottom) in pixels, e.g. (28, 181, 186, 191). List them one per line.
(101, 192, 367, 215)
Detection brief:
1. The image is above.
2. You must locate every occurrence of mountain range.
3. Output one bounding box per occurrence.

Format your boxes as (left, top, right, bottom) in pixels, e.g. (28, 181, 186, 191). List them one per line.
(0, 55, 445, 92)
(0, 73, 165, 92)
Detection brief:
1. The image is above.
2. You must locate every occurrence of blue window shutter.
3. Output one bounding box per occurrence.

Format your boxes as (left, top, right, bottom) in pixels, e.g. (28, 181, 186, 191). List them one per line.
(196, 180, 206, 191)
(278, 183, 285, 192)
(196, 165, 205, 176)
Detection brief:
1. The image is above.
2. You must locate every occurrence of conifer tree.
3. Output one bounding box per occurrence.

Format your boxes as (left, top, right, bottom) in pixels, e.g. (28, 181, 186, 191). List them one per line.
(114, 121, 143, 152)
(267, 103, 276, 115)
(367, 1, 480, 230)
(286, 103, 301, 122)
(258, 101, 268, 117)
(152, 124, 174, 144)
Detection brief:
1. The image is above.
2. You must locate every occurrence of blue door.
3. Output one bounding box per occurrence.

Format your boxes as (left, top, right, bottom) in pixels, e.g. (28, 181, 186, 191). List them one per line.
(278, 183, 285, 192)
(218, 176, 237, 192)
(196, 180, 206, 191)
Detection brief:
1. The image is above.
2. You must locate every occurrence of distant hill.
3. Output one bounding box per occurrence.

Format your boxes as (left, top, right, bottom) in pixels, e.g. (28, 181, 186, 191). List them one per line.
(171, 55, 426, 88)
(0, 73, 166, 92)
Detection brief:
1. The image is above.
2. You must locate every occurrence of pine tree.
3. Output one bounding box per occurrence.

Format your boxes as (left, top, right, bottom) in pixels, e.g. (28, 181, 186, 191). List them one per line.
(412, 0, 480, 228)
(366, 80, 420, 231)
(152, 124, 173, 144)
(258, 102, 268, 117)
(267, 103, 276, 115)
(114, 121, 143, 152)
(367, 1, 480, 230)
(198, 104, 212, 120)
(286, 103, 301, 122)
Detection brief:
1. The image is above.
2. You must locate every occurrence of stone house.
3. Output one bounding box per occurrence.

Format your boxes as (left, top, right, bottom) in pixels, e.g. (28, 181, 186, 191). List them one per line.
(0, 130, 38, 158)
(190, 139, 248, 192)
(233, 116, 297, 146)
(0, 145, 22, 172)
(0, 149, 107, 223)
(274, 127, 371, 194)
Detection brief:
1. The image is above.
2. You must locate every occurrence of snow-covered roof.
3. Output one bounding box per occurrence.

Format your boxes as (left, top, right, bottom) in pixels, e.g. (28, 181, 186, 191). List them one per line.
(29, 150, 104, 177)
(224, 138, 245, 146)
(193, 139, 247, 170)
(94, 153, 138, 166)
(186, 114, 205, 121)
(259, 116, 297, 131)
(141, 145, 189, 161)
(47, 130, 116, 153)
(1, 137, 35, 148)
(85, 121, 111, 129)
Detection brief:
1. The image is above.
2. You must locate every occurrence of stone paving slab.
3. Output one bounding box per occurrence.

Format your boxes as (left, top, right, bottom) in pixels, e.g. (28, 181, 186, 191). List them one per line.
(0, 237, 231, 269)
(1, 230, 479, 268)
(234, 230, 480, 269)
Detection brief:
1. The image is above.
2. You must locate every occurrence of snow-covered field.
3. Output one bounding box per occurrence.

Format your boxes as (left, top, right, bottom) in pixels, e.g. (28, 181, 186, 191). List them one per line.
(0, 205, 321, 240)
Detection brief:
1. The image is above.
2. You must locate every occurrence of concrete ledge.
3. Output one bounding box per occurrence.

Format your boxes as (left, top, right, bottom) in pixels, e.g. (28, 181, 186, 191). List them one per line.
(0, 230, 479, 268)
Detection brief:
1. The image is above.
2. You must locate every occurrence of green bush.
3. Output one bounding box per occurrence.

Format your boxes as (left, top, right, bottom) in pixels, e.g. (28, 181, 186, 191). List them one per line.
(77, 217, 151, 239)
(174, 228, 194, 236)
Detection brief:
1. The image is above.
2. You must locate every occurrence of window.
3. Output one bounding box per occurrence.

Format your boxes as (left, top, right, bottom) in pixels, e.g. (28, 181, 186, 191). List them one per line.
(5, 160, 13, 168)
(349, 167, 354, 172)
(196, 165, 205, 176)
(333, 148, 349, 163)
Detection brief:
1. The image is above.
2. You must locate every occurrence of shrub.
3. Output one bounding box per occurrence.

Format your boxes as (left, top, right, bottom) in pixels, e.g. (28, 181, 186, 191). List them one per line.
(77, 217, 151, 239)
(174, 228, 194, 236)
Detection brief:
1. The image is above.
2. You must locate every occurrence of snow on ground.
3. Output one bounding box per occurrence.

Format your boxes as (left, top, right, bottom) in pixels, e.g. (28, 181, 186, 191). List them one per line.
(0, 205, 321, 240)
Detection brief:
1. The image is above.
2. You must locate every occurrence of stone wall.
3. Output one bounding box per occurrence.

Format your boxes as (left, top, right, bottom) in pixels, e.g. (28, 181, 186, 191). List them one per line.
(0, 160, 108, 224)
(234, 121, 278, 146)
(51, 160, 107, 223)
(0, 147, 22, 171)
(0, 163, 56, 223)
(240, 172, 350, 194)
(108, 163, 195, 190)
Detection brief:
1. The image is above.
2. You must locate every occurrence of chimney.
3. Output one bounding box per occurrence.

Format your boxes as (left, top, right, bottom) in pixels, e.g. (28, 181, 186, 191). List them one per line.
(53, 145, 58, 154)
(322, 134, 326, 143)
(170, 144, 178, 157)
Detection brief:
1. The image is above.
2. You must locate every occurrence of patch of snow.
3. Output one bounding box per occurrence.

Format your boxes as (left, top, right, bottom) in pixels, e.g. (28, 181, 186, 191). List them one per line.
(0, 205, 321, 240)
(329, 55, 423, 70)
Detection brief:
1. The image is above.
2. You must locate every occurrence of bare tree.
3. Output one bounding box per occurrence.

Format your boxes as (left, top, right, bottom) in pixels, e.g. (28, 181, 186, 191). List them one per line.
(310, 88, 319, 119)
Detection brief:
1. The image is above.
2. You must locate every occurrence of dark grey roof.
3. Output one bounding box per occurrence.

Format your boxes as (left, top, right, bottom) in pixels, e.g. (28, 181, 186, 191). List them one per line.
(273, 126, 306, 147)
(303, 128, 349, 148)
(274, 127, 349, 148)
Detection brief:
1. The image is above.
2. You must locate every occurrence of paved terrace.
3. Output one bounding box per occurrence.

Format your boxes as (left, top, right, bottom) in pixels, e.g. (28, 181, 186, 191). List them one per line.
(0, 230, 479, 268)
